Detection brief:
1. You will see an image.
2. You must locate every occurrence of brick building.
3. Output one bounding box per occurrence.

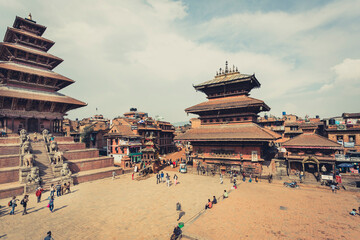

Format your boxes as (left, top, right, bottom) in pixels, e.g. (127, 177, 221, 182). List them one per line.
(176, 62, 280, 175)
(0, 15, 86, 134)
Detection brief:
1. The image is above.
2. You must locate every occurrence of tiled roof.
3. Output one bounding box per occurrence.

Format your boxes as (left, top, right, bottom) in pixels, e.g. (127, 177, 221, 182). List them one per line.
(185, 95, 270, 113)
(5, 27, 54, 45)
(194, 72, 259, 89)
(342, 112, 360, 119)
(282, 133, 342, 148)
(13, 16, 47, 36)
(0, 85, 86, 106)
(175, 123, 280, 141)
(105, 124, 139, 138)
(0, 42, 63, 61)
(0, 62, 74, 83)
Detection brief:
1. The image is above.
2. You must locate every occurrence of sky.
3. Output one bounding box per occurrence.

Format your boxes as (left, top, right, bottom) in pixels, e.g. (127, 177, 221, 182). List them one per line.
(0, 0, 359, 124)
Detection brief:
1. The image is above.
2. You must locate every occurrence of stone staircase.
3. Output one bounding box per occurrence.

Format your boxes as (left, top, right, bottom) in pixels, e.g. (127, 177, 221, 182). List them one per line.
(32, 141, 55, 190)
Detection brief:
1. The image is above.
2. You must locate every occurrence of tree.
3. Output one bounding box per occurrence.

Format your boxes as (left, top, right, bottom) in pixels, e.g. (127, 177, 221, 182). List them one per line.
(81, 126, 93, 148)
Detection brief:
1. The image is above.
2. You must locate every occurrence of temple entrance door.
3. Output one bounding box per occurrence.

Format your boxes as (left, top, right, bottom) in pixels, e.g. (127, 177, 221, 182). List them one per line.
(27, 118, 39, 133)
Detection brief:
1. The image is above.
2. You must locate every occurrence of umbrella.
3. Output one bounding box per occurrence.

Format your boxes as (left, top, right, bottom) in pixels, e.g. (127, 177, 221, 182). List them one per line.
(337, 163, 354, 168)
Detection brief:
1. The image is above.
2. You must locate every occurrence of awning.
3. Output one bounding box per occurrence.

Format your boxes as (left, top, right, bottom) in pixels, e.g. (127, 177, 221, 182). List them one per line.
(337, 163, 354, 168)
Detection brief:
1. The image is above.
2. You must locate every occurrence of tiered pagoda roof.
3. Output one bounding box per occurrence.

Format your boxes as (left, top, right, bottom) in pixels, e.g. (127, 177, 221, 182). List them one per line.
(282, 133, 342, 149)
(0, 15, 86, 119)
(176, 122, 280, 141)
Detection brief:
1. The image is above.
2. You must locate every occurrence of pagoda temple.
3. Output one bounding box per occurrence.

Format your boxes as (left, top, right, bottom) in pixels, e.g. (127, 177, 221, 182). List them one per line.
(0, 15, 86, 134)
(176, 62, 280, 175)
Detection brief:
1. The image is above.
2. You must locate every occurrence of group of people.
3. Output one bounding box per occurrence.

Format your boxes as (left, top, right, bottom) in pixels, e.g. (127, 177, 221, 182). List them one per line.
(156, 172, 179, 187)
(8, 182, 71, 216)
(205, 190, 229, 210)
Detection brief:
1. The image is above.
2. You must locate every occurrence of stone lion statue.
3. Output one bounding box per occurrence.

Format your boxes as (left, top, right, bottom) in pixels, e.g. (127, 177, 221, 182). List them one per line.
(42, 129, 49, 136)
(60, 163, 72, 177)
(53, 151, 64, 164)
(21, 141, 32, 155)
(23, 153, 34, 167)
(19, 129, 27, 136)
(26, 167, 40, 184)
(49, 141, 58, 153)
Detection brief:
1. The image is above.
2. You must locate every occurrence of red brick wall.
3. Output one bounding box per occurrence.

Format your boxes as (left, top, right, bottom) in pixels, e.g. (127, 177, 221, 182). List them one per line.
(0, 155, 20, 168)
(72, 168, 123, 184)
(68, 157, 114, 173)
(0, 169, 19, 184)
(0, 185, 24, 199)
(0, 138, 20, 144)
(63, 149, 99, 161)
(0, 146, 19, 155)
(58, 143, 86, 151)
(54, 136, 74, 143)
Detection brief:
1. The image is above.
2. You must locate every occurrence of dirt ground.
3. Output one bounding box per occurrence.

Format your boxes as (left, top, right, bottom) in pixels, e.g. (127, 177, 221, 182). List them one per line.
(0, 172, 359, 240)
(185, 180, 360, 240)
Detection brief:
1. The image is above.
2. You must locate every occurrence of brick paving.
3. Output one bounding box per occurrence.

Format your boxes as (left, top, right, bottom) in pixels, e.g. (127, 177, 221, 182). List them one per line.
(0, 172, 231, 239)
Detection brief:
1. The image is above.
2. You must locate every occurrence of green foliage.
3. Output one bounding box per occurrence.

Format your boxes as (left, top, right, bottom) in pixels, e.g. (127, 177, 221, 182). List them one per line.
(81, 126, 93, 147)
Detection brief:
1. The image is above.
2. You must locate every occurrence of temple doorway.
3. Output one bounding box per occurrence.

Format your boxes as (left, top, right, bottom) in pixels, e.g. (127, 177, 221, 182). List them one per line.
(27, 118, 39, 133)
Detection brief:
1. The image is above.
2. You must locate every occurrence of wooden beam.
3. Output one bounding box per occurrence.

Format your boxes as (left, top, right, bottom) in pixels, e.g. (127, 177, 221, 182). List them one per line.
(11, 98, 18, 110)
(25, 99, 32, 111)
(61, 104, 68, 113)
(39, 101, 45, 112)
(50, 102, 56, 112)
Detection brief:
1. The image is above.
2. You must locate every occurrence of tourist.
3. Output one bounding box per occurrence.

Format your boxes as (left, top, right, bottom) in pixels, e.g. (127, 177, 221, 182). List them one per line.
(62, 183, 67, 195)
(50, 184, 55, 197)
(44, 231, 54, 240)
(349, 209, 357, 216)
(36, 187, 44, 203)
(161, 171, 164, 183)
(156, 173, 160, 184)
(166, 173, 170, 187)
(172, 226, 182, 239)
(197, 165, 200, 175)
(112, 171, 116, 180)
(67, 182, 71, 193)
(242, 172, 246, 182)
(48, 195, 54, 213)
(300, 171, 304, 182)
(174, 174, 178, 186)
(233, 178, 237, 189)
(268, 174, 273, 183)
(205, 199, 212, 210)
(220, 173, 223, 184)
(331, 183, 337, 193)
(20, 195, 29, 215)
(255, 176, 259, 183)
(223, 190, 228, 199)
(132, 172, 134, 180)
(9, 196, 19, 215)
(249, 174, 252, 183)
(212, 196, 217, 205)
(56, 181, 62, 197)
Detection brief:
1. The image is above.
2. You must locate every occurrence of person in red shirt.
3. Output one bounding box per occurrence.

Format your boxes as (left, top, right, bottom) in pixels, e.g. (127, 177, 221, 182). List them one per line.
(35, 187, 44, 203)
(205, 199, 212, 210)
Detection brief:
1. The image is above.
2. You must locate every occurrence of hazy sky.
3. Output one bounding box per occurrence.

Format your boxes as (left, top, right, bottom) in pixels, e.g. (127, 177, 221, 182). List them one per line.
(1, 0, 359, 123)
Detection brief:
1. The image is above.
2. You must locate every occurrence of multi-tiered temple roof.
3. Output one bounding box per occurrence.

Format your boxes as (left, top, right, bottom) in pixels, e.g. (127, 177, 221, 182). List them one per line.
(0, 15, 86, 133)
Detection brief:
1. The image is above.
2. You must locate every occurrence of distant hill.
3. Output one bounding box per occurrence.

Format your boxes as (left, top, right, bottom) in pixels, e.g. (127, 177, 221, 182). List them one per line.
(172, 121, 190, 127)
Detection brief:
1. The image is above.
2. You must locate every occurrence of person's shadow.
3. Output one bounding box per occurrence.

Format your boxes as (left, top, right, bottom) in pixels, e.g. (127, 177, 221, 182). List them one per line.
(177, 211, 185, 221)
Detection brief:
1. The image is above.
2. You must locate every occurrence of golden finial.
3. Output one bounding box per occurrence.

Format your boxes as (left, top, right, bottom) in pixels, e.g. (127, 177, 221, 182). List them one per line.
(27, 13, 32, 20)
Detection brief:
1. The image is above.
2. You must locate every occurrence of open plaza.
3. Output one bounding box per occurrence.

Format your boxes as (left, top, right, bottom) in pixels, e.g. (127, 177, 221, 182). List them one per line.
(0, 171, 359, 240)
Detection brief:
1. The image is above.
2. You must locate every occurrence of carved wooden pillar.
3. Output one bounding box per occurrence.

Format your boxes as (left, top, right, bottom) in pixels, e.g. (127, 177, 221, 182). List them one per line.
(11, 117, 14, 133)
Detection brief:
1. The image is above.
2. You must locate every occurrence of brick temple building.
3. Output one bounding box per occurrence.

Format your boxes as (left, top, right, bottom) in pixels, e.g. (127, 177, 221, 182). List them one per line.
(0, 15, 86, 134)
(105, 109, 175, 166)
(176, 62, 280, 175)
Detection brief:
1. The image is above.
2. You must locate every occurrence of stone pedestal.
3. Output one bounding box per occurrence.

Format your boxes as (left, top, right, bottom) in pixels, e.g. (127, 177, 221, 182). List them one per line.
(19, 167, 31, 183)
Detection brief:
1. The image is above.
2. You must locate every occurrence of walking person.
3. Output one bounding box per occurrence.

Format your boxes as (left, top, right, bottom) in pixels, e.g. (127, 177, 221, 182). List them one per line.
(9, 196, 19, 215)
(249, 174, 252, 183)
(35, 187, 44, 203)
(156, 173, 160, 184)
(56, 181, 62, 197)
(44, 231, 54, 240)
(47, 195, 54, 213)
(166, 173, 170, 187)
(161, 171, 164, 183)
(242, 172, 246, 182)
(220, 173, 223, 184)
(49, 184, 55, 197)
(174, 174, 178, 186)
(21, 195, 29, 215)
(67, 181, 71, 193)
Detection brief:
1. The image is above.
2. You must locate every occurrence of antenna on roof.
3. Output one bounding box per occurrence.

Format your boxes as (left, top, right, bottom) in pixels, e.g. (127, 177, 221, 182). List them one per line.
(225, 61, 228, 73)
(216, 71, 218, 76)
(236, 67, 238, 72)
